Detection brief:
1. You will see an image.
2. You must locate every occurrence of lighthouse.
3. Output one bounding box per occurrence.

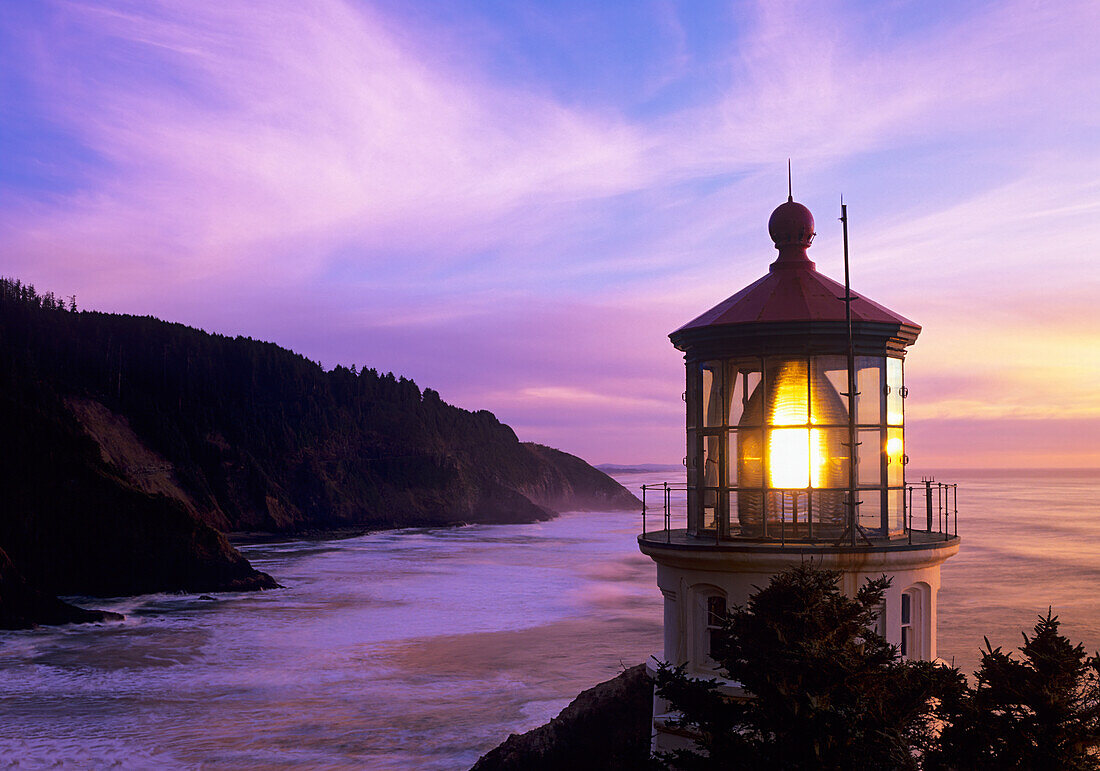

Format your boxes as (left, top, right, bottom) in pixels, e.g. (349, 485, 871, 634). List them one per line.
(638, 194, 960, 753)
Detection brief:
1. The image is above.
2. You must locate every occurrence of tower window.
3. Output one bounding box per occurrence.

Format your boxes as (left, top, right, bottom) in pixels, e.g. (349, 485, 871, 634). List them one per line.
(706, 595, 727, 659)
(900, 591, 913, 658)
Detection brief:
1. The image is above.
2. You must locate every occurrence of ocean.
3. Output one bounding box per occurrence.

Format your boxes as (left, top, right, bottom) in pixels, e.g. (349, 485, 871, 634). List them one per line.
(1, 469, 1098, 768)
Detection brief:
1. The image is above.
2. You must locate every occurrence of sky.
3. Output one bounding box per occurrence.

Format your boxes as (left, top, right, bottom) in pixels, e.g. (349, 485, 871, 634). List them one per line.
(1, 0, 1098, 469)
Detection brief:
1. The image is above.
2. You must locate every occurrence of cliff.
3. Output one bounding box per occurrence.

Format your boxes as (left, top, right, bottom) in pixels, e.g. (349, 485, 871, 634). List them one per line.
(0, 546, 122, 630)
(0, 279, 637, 534)
(471, 664, 655, 771)
(0, 358, 278, 610)
(520, 443, 644, 513)
(0, 278, 638, 628)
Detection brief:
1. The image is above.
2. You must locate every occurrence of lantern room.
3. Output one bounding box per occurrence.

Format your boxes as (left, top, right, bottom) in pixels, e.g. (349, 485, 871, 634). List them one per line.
(670, 198, 918, 542)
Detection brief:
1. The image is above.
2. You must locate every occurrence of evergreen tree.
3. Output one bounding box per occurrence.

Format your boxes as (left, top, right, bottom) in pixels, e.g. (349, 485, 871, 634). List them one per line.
(0, 274, 631, 537)
(931, 611, 1100, 770)
(654, 563, 966, 770)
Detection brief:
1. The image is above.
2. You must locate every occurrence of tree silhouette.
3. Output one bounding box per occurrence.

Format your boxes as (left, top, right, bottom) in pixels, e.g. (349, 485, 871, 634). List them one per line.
(931, 610, 1100, 770)
(654, 563, 966, 770)
(0, 275, 631, 540)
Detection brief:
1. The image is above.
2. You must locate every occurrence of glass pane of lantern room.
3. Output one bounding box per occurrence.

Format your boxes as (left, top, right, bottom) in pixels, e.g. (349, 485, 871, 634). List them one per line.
(703, 434, 722, 488)
(767, 427, 810, 488)
(686, 430, 698, 488)
(887, 358, 904, 426)
(703, 488, 718, 530)
(766, 359, 809, 425)
(812, 490, 846, 531)
(888, 488, 905, 532)
(730, 428, 763, 488)
(816, 427, 850, 489)
(813, 356, 850, 425)
(686, 365, 699, 429)
(728, 361, 762, 426)
(858, 429, 882, 485)
(702, 362, 724, 427)
(859, 490, 883, 533)
(886, 428, 904, 486)
(732, 490, 763, 537)
(856, 357, 883, 425)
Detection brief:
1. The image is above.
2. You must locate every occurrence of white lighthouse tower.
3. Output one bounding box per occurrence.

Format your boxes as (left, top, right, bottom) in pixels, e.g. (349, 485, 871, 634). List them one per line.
(638, 195, 959, 753)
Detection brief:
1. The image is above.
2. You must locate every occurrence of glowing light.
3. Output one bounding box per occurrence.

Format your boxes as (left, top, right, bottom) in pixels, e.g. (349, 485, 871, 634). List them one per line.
(767, 360, 826, 488)
(769, 428, 826, 488)
(887, 435, 904, 463)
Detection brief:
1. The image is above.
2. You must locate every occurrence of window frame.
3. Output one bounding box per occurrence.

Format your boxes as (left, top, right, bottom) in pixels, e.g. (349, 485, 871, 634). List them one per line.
(687, 353, 908, 539)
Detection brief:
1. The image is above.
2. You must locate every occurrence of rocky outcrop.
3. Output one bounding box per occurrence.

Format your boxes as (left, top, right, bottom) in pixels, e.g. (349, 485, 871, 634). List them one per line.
(0, 363, 277, 628)
(471, 664, 655, 771)
(0, 546, 122, 630)
(518, 443, 641, 513)
(65, 396, 232, 530)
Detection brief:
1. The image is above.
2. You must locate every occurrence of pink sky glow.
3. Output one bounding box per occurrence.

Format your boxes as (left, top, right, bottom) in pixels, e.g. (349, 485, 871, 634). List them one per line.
(2, 0, 1099, 468)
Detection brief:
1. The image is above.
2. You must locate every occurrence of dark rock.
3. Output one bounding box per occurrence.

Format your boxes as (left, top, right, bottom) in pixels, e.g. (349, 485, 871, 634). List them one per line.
(0, 546, 122, 630)
(471, 664, 655, 771)
(0, 360, 278, 599)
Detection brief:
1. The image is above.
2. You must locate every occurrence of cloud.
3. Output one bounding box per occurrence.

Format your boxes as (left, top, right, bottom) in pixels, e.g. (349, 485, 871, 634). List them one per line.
(3, 0, 1100, 465)
(908, 418, 1100, 470)
(1, 0, 653, 294)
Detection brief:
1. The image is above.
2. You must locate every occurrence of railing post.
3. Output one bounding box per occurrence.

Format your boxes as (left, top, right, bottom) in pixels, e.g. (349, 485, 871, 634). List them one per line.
(953, 484, 958, 537)
(938, 483, 945, 534)
(807, 488, 814, 542)
(762, 491, 768, 540)
(641, 485, 647, 538)
(941, 482, 947, 540)
(907, 491, 912, 544)
(664, 482, 671, 544)
(924, 478, 934, 532)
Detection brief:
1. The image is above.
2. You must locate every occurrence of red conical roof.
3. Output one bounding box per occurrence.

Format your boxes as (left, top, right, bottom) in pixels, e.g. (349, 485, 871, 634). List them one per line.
(674, 263, 917, 330)
(673, 200, 917, 337)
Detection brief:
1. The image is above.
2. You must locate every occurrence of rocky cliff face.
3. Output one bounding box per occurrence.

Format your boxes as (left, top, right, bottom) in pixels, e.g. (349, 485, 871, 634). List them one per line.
(0, 375, 278, 606)
(517, 443, 642, 513)
(0, 546, 122, 630)
(0, 288, 638, 534)
(471, 664, 655, 771)
(0, 279, 639, 629)
(57, 398, 638, 534)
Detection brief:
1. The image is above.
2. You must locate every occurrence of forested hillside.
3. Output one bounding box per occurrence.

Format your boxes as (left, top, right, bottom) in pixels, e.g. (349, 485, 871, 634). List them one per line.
(0, 278, 636, 626)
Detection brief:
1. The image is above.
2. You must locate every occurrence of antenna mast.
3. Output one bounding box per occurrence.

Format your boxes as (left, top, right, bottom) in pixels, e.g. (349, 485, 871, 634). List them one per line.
(840, 199, 863, 547)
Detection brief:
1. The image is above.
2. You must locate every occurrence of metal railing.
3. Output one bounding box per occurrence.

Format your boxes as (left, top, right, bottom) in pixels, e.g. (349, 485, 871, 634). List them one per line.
(640, 482, 688, 544)
(905, 478, 958, 543)
(641, 478, 960, 547)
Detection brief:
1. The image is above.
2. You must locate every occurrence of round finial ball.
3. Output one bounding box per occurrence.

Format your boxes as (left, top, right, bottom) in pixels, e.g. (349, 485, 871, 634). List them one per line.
(768, 201, 815, 247)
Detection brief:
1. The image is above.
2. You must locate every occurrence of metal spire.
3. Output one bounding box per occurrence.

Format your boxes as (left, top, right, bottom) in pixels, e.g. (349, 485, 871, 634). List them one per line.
(837, 195, 869, 547)
(787, 159, 793, 202)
